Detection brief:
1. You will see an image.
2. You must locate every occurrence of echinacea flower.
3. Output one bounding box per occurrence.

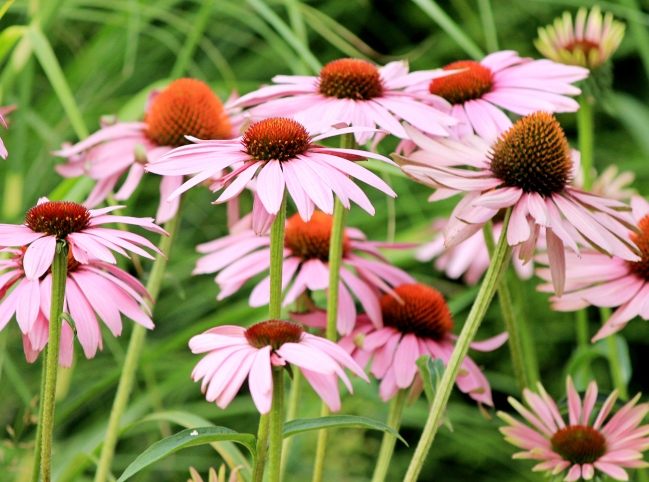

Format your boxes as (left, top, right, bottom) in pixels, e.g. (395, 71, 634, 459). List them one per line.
(499, 377, 649, 481)
(535, 6, 625, 70)
(55, 78, 241, 223)
(0, 198, 166, 280)
(416, 216, 534, 285)
(229, 58, 459, 145)
(413, 50, 588, 141)
(538, 195, 649, 341)
(0, 247, 153, 365)
(343, 284, 506, 403)
(190, 319, 368, 413)
(147, 117, 396, 233)
(194, 211, 414, 335)
(396, 112, 640, 296)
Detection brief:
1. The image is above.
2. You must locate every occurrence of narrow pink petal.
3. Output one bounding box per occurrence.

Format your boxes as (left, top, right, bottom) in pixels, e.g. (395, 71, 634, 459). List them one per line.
(567, 377, 582, 426)
(546, 228, 566, 297)
(393, 333, 420, 388)
(16, 278, 40, 333)
(301, 368, 342, 412)
(469, 332, 508, 351)
(593, 462, 629, 480)
(217, 350, 258, 410)
(156, 175, 183, 223)
(507, 196, 531, 245)
(256, 161, 285, 215)
(252, 192, 277, 235)
(248, 346, 273, 414)
(65, 277, 101, 358)
(23, 236, 57, 280)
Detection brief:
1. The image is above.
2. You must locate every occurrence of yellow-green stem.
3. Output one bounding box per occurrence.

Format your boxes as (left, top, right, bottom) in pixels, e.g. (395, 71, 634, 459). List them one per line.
(268, 368, 285, 482)
(280, 368, 302, 479)
(252, 414, 270, 482)
(403, 209, 512, 482)
(269, 194, 287, 320)
(371, 389, 407, 482)
(601, 307, 629, 400)
(94, 208, 182, 482)
(30, 349, 47, 482)
(40, 242, 69, 482)
(577, 94, 594, 191)
(312, 133, 354, 481)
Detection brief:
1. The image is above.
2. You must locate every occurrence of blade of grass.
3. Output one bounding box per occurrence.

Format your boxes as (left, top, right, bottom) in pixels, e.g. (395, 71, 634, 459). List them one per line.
(170, 0, 215, 79)
(411, 0, 485, 60)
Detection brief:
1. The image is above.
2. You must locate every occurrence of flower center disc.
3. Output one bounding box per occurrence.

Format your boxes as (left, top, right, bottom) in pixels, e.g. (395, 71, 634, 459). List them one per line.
(488, 112, 573, 196)
(551, 425, 607, 465)
(284, 212, 350, 262)
(144, 78, 232, 148)
(242, 118, 311, 162)
(25, 201, 91, 238)
(429, 60, 494, 104)
(317, 59, 384, 100)
(380, 284, 454, 340)
(244, 319, 304, 350)
(627, 215, 649, 279)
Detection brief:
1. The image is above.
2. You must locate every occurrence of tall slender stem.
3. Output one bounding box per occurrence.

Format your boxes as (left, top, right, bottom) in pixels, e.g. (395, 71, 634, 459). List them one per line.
(312, 133, 353, 482)
(576, 309, 589, 347)
(601, 307, 629, 400)
(252, 414, 270, 482)
(577, 94, 594, 191)
(30, 348, 47, 482)
(482, 223, 538, 391)
(40, 242, 69, 482)
(268, 368, 285, 482)
(269, 194, 287, 320)
(94, 209, 182, 482)
(477, 0, 499, 53)
(403, 209, 512, 482)
(280, 368, 302, 479)
(371, 389, 407, 482)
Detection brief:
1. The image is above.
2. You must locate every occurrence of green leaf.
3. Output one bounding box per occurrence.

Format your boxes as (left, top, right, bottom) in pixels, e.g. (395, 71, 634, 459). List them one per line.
(27, 25, 89, 139)
(416, 355, 445, 405)
(283, 415, 408, 446)
(116, 427, 257, 482)
(0, 25, 25, 65)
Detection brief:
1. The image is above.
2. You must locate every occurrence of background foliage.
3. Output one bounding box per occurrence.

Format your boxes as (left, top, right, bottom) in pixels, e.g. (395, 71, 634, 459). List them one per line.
(1, 0, 649, 480)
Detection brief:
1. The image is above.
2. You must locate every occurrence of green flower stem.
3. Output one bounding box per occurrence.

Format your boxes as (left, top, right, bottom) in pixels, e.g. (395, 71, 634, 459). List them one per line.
(577, 94, 594, 191)
(371, 389, 407, 482)
(601, 307, 629, 400)
(269, 193, 287, 320)
(252, 414, 270, 482)
(312, 133, 354, 482)
(30, 348, 47, 482)
(477, 0, 499, 53)
(94, 208, 182, 482)
(268, 368, 285, 482)
(40, 242, 69, 482)
(576, 309, 589, 347)
(280, 367, 302, 479)
(482, 223, 538, 391)
(403, 208, 512, 482)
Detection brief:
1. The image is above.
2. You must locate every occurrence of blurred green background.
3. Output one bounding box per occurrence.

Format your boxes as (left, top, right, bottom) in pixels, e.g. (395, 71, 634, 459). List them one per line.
(1, 0, 649, 480)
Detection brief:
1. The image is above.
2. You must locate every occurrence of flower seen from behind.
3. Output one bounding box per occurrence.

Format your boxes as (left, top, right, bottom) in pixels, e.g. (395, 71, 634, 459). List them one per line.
(396, 112, 640, 296)
(538, 196, 649, 341)
(0, 247, 153, 365)
(415, 51, 588, 142)
(499, 377, 649, 481)
(147, 117, 396, 234)
(190, 319, 368, 413)
(0, 198, 166, 280)
(230, 58, 459, 145)
(342, 283, 507, 403)
(194, 211, 415, 335)
(55, 78, 240, 223)
(535, 6, 625, 70)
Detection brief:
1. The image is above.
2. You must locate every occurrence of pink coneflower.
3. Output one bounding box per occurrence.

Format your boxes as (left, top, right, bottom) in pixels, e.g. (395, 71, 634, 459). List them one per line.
(414, 51, 588, 141)
(55, 79, 241, 223)
(194, 211, 415, 335)
(535, 6, 625, 70)
(147, 117, 396, 232)
(538, 195, 649, 341)
(416, 217, 534, 285)
(190, 319, 368, 413)
(0, 247, 153, 365)
(0, 198, 166, 280)
(346, 284, 507, 403)
(499, 377, 649, 481)
(229, 58, 459, 145)
(397, 112, 640, 296)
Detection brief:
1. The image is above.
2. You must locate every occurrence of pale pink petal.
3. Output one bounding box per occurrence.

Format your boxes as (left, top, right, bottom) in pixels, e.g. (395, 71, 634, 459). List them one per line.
(23, 236, 57, 280)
